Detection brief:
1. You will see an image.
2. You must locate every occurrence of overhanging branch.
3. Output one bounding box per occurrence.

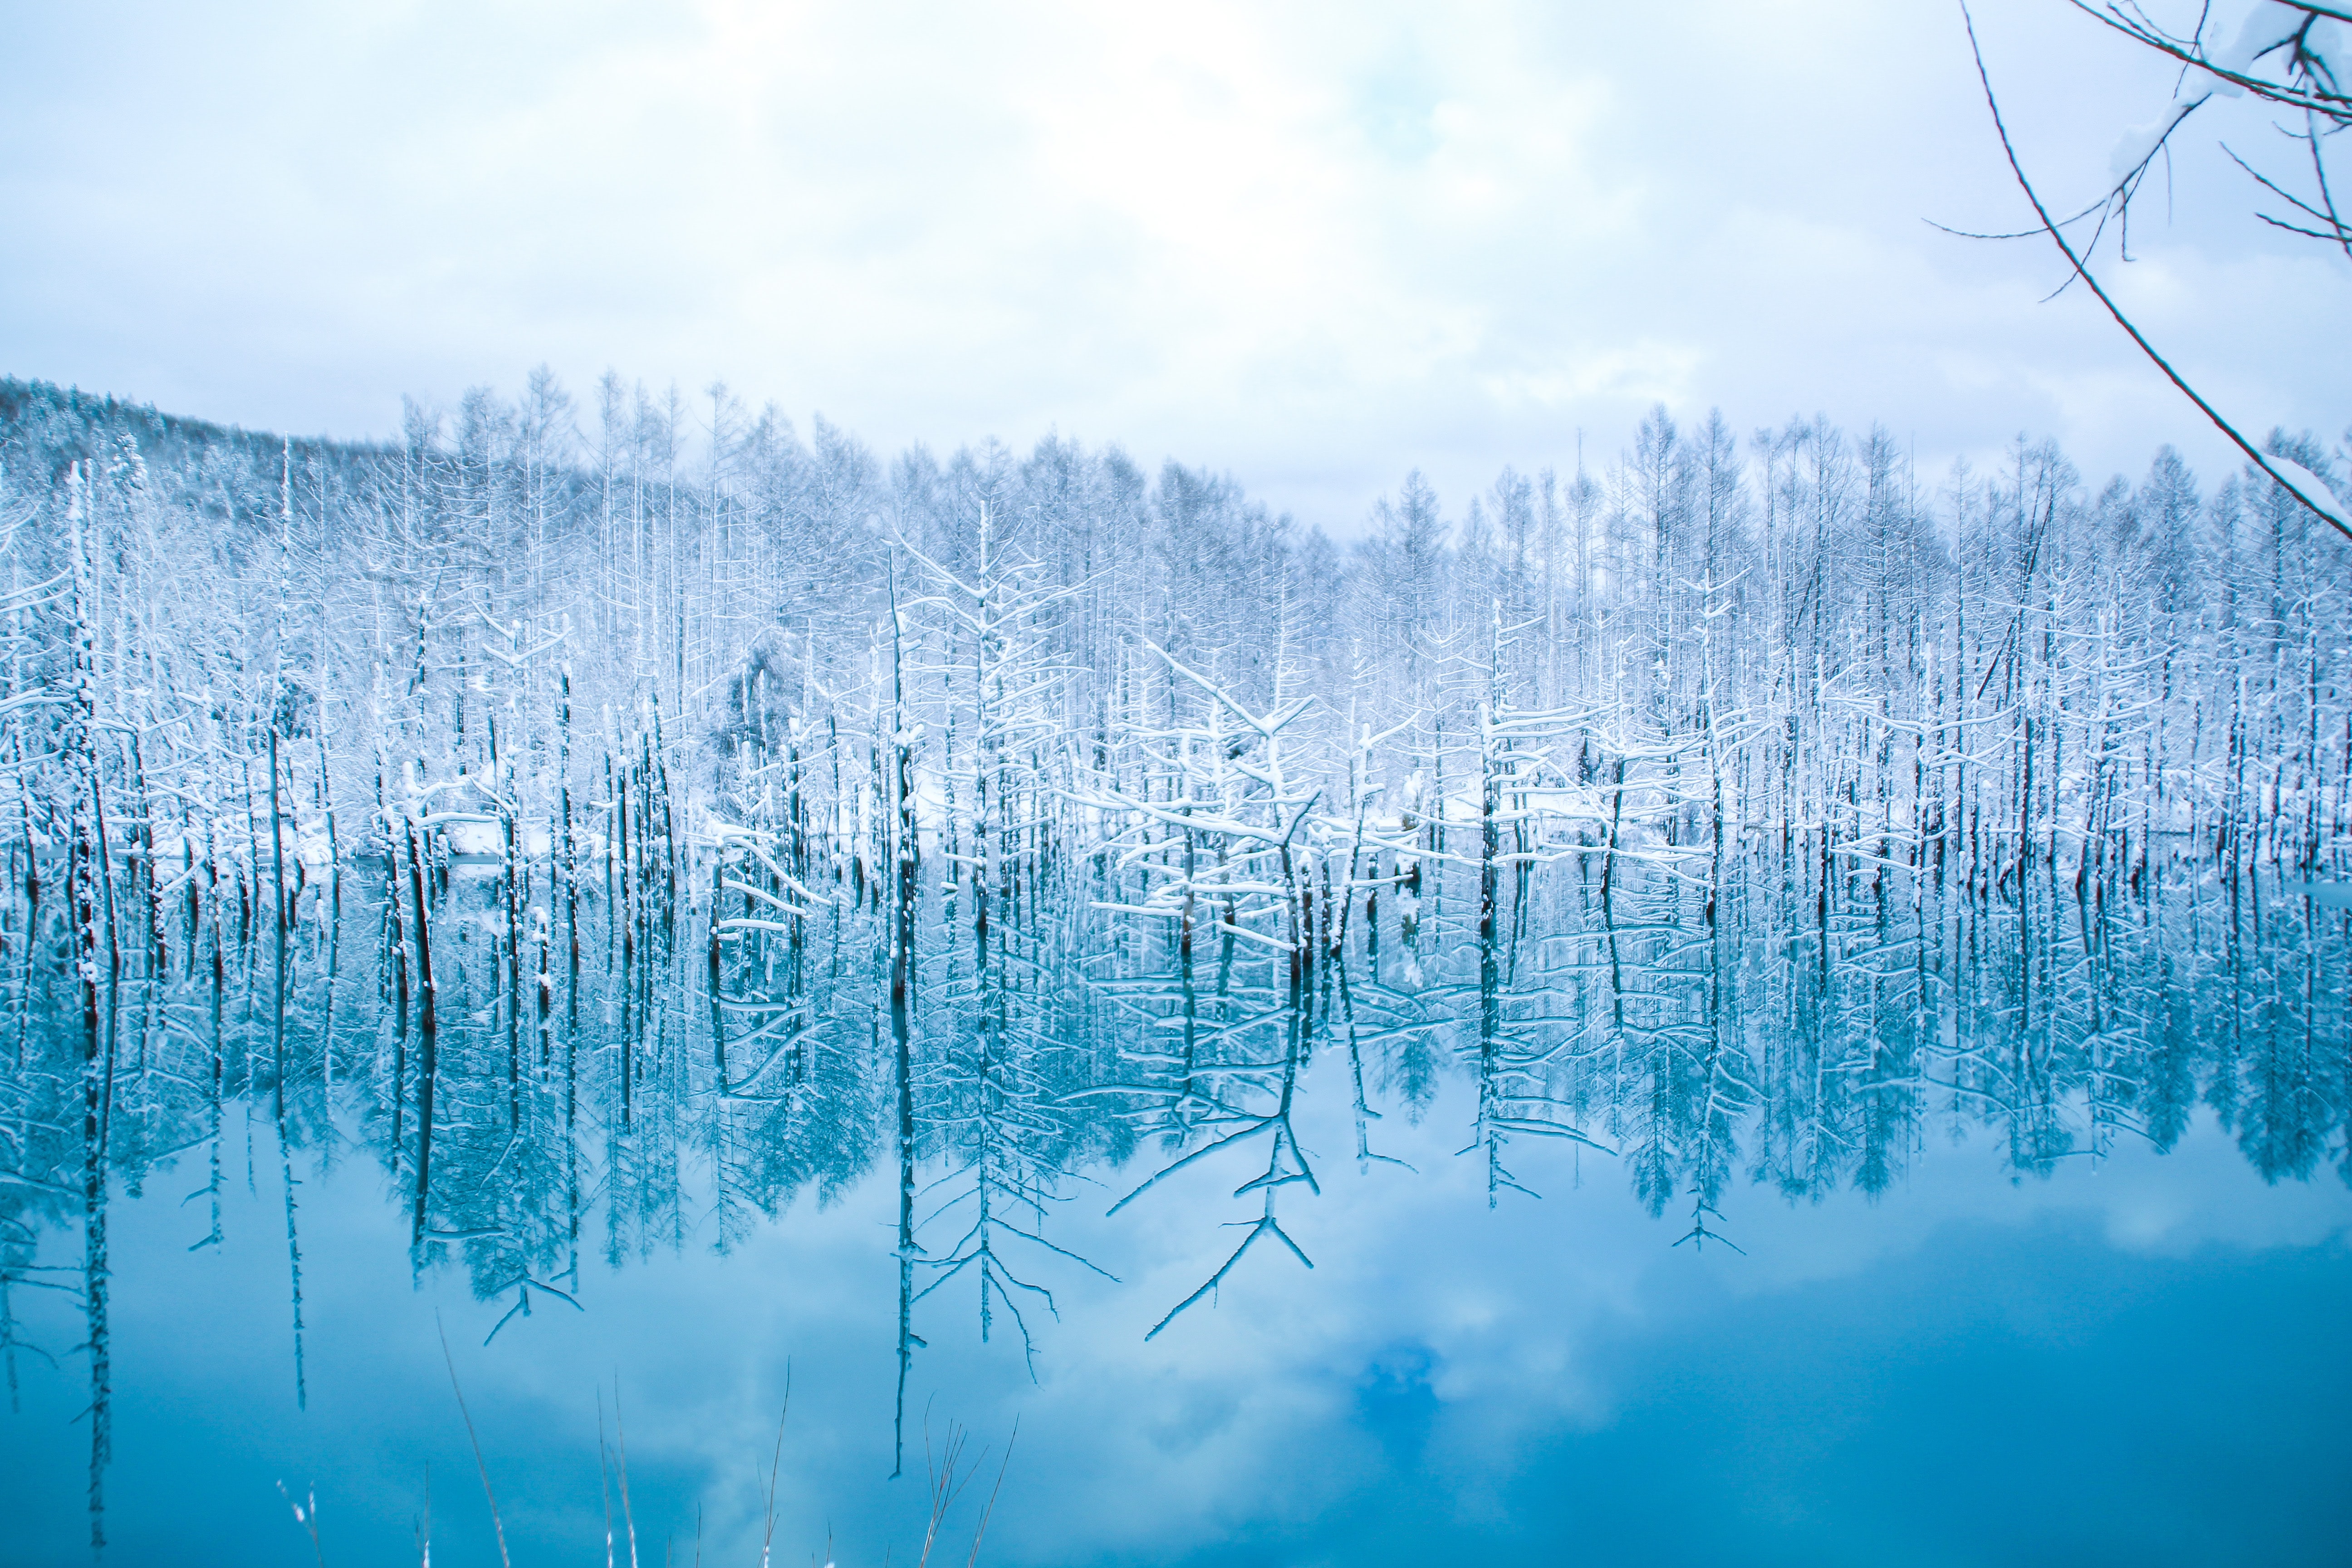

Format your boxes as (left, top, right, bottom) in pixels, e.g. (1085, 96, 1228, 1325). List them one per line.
(1961, 3, 2352, 545)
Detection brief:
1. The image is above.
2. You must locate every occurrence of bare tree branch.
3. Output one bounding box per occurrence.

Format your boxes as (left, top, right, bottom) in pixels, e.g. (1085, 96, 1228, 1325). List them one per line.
(1961, 3, 2352, 543)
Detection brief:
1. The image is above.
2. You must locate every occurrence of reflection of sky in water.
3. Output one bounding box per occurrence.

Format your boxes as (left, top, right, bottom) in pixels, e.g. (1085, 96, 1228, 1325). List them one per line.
(6, 1066, 2347, 1568)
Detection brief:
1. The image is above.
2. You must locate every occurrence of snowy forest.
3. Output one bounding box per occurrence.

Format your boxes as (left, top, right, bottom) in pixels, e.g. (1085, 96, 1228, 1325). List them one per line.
(2, 368, 2350, 1512)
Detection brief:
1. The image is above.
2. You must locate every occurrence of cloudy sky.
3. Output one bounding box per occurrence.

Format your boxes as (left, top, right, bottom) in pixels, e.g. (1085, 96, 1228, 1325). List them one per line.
(3, 0, 2343, 531)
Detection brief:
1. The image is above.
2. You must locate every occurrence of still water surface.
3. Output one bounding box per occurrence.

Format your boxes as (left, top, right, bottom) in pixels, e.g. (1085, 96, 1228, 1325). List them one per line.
(3, 854, 2348, 1566)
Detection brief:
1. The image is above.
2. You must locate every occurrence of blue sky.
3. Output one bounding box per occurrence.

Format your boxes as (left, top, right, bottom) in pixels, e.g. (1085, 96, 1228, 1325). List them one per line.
(2, 0, 2344, 531)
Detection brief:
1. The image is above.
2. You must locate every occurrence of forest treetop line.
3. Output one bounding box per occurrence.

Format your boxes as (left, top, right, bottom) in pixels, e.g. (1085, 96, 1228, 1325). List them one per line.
(4, 369, 2342, 633)
(1, 366, 2347, 884)
(11, 369, 2347, 557)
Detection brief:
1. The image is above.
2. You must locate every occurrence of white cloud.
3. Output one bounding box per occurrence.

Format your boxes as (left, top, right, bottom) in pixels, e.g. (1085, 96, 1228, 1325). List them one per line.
(1, 0, 2342, 531)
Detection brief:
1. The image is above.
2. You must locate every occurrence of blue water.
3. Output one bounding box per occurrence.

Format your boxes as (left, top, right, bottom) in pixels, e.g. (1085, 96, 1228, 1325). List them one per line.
(4, 859, 2350, 1565)
(5, 1078, 2347, 1567)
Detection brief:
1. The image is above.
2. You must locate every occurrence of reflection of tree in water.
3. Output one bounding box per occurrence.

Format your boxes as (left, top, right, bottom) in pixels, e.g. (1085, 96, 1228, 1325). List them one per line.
(4, 807, 2352, 1523)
